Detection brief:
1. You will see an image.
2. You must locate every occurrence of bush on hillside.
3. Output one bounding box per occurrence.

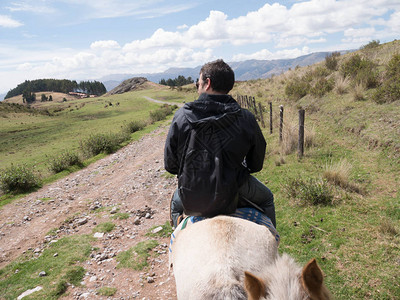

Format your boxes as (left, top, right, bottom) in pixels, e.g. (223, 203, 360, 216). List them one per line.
(0, 164, 40, 194)
(80, 132, 128, 157)
(310, 77, 334, 97)
(47, 151, 82, 173)
(372, 54, 400, 104)
(285, 78, 310, 100)
(124, 120, 147, 134)
(360, 40, 380, 50)
(149, 104, 176, 123)
(325, 52, 341, 71)
(340, 54, 378, 88)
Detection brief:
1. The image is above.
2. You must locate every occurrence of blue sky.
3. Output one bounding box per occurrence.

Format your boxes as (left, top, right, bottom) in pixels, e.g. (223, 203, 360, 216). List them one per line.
(1, 0, 399, 95)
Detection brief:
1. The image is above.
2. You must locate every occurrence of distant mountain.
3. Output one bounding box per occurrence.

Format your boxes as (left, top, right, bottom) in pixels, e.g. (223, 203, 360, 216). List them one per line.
(100, 51, 349, 91)
(0, 93, 5, 101)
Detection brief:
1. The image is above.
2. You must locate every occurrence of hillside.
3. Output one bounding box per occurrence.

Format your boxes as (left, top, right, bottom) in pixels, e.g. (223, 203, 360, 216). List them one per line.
(0, 40, 399, 299)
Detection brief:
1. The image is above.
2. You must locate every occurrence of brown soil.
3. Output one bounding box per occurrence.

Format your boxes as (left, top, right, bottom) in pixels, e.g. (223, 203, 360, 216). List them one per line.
(0, 125, 178, 299)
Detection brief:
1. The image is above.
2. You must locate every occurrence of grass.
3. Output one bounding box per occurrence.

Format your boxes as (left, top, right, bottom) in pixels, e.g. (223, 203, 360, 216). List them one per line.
(116, 240, 159, 271)
(146, 221, 173, 238)
(97, 286, 117, 296)
(0, 235, 93, 299)
(0, 90, 171, 176)
(93, 222, 115, 233)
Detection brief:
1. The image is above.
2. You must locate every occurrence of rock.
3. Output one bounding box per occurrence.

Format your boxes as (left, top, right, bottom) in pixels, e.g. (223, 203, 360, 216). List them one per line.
(76, 218, 88, 226)
(151, 226, 163, 234)
(110, 207, 118, 214)
(17, 286, 43, 299)
(39, 271, 46, 277)
(93, 232, 104, 238)
(147, 276, 155, 283)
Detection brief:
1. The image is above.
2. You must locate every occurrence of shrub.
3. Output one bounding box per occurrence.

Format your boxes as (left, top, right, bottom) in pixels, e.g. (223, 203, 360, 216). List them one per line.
(340, 54, 378, 88)
(48, 150, 82, 173)
(149, 104, 175, 123)
(360, 40, 380, 50)
(0, 164, 40, 194)
(124, 120, 146, 134)
(310, 77, 334, 97)
(372, 54, 400, 104)
(285, 79, 310, 100)
(80, 132, 127, 157)
(285, 177, 334, 205)
(325, 52, 340, 71)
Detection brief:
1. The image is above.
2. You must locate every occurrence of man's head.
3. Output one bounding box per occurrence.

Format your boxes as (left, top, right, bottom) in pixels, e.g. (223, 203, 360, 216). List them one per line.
(198, 59, 235, 95)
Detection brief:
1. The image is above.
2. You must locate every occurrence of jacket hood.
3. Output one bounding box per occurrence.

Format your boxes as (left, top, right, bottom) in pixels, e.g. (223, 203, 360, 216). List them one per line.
(183, 93, 241, 126)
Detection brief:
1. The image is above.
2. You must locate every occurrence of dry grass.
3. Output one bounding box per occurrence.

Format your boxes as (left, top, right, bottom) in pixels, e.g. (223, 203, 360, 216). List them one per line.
(352, 82, 366, 101)
(379, 218, 399, 236)
(323, 159, 362, 193)
(334, 76, 350, 95)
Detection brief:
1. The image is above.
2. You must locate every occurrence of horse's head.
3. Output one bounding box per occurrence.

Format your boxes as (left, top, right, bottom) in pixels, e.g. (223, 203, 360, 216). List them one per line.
(244, 256, 332, 300)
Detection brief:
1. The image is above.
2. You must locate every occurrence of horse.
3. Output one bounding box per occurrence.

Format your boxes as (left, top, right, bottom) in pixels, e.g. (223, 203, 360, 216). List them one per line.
(170, 215, 331, 300)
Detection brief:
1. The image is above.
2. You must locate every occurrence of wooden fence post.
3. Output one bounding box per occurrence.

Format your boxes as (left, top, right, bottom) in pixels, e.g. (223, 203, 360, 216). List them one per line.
(298, 109, 305, 158)
(258, 103, 265, 128)
(279, 105, 284, 143)
(269, 102, 273, 134)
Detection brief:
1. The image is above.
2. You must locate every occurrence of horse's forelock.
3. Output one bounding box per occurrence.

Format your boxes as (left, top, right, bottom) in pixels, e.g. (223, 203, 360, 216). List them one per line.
(263, 254, 309, 300)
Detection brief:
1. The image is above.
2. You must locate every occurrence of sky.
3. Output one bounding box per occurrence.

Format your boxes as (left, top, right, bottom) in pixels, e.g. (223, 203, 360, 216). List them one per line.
(1, 0, 399, 95)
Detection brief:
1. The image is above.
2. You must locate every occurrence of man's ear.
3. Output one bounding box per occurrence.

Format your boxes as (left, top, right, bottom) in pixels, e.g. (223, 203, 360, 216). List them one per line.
(205, 77, 212, 91)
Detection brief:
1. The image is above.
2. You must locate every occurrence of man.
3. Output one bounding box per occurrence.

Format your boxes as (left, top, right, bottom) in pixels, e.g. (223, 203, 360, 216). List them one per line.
(164, 59, 275, 228)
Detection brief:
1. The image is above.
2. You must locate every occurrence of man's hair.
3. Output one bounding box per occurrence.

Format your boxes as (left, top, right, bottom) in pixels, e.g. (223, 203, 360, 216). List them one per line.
(200, 59, 235, 93)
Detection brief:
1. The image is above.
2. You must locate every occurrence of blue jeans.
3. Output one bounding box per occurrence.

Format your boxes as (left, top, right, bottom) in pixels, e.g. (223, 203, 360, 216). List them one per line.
(170, 175, 276, 228)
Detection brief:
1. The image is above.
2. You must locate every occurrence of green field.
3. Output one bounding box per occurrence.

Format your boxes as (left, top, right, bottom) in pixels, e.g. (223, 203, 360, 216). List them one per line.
(0, 89, 190, 176)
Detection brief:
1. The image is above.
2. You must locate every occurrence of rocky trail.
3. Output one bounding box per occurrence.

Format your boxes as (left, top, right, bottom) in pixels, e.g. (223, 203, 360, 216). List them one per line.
(0, 124, 178, 299)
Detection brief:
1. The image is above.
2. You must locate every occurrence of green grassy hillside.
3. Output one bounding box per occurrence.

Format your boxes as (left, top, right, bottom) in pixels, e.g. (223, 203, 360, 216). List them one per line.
(231, 40, 399, 299)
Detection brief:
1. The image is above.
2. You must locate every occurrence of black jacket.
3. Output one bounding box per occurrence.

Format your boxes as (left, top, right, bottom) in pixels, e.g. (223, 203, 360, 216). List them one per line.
(164, 93, 266, 187)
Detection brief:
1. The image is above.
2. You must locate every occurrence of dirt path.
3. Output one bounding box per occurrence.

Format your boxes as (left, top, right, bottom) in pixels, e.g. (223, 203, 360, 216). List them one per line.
(0, 124, 178, 299)
(143, 96, 184, 107)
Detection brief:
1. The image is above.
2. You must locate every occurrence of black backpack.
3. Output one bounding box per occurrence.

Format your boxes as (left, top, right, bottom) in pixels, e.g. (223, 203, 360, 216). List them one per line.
(178, 119, 239, 217)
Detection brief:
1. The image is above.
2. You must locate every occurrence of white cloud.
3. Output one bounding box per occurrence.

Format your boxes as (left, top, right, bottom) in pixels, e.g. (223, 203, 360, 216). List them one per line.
(6, 1, 56, 14)
(90, 40, 121, 50)
(232, 46, 311, 61)
(0, 15, 23, 28)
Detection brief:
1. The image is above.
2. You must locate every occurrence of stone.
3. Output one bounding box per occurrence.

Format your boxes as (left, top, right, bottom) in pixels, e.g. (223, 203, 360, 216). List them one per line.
(93, 232, 104, 238)
(17, 286, 43, 300)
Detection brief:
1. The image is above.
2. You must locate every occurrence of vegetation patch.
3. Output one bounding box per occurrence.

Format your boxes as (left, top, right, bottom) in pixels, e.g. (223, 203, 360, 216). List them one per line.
(146, 221, 173, 238)
(284, 177, 334, 205)
(93, 222, 115, 233)
(47, 150, 82, 173)
(116, 240, 158, 270)
(97, 286, 117, 296)
(0, 235, 93, 299)
(0, 164, 40, 194)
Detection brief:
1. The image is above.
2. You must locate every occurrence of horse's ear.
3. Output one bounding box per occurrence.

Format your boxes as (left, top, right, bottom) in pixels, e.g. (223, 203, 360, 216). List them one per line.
(244, 271, 266, 300)
(301, 258, 331, 300)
